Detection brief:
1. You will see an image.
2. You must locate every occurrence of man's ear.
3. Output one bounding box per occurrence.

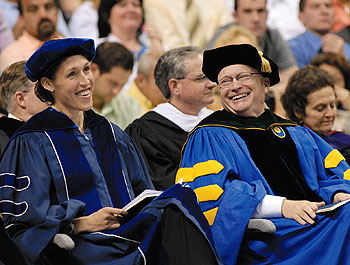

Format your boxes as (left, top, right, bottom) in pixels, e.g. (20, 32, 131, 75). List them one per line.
(298, 12, 306, 26)
(13, 91, 26, 108)
(168, 78, 180, 96)
(263, 77, 270, 93)
(233, 11, 239, 23)
(135, 73, 147, 89)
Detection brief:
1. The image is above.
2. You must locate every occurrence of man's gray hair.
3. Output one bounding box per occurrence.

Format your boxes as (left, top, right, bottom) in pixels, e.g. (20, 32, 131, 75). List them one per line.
(154, 46, 202, 99)
(0, 60, 31, 112)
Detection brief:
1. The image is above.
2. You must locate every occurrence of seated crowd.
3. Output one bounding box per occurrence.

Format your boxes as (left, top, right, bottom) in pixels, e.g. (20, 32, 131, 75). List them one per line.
(1, 0, 350, 264)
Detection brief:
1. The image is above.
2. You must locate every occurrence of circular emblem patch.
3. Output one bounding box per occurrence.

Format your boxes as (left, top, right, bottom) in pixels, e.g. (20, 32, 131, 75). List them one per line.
(272, 126, 285, 138)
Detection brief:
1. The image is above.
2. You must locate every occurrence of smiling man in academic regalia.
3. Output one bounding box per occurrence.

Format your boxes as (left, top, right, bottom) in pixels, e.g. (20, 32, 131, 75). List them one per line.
(176, 43, 350, 265)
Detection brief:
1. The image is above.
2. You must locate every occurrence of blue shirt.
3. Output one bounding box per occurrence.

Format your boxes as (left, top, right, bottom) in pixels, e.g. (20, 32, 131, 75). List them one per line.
(288, 30, 350, 68)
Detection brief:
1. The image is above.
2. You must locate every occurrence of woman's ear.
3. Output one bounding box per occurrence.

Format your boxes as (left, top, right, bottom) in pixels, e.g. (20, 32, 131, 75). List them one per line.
(41, 77, 55, 92)
(294, 108, 304, 123)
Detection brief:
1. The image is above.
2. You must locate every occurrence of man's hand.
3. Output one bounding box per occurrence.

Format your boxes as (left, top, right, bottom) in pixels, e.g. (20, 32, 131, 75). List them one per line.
(333, 192, 350, 203)
(73, 207, 128, 234)
(321, 34, 345, 55)
(281, 199, 325, 225)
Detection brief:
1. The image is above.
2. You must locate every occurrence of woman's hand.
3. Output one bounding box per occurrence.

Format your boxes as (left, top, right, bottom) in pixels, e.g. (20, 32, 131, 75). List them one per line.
(334, 85, 350, 110)
(333, 192, 350, 203)
(143, 23, 164, 52)
(72, 207, 128, 234)
(281, 199, 325, 225)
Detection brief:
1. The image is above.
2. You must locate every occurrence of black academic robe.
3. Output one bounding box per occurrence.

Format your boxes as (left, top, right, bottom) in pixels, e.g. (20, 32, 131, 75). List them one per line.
(0, 116, 24, 156)
(125, 111, 188, 190)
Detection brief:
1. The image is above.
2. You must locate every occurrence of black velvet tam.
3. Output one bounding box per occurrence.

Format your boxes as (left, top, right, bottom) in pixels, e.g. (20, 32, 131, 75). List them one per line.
(202, 44, 280, 86)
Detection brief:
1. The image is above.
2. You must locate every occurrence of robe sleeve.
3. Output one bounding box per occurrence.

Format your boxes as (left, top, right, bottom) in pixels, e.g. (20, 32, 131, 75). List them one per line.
(112, 123, 155, 196)
(0, 134, 86, 264)
(177, 127, 267, 264)
(125, 122, 181, 190)
(289, 127, 350, 203)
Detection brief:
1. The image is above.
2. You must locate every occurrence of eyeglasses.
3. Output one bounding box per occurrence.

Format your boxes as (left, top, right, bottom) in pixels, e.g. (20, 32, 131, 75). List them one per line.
(218, 72, 261, 89)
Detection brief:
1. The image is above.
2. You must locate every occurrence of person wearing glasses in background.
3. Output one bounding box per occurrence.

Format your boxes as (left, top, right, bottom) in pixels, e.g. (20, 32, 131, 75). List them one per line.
(125, 46, 215, 190)
(176, 44, 350, 264)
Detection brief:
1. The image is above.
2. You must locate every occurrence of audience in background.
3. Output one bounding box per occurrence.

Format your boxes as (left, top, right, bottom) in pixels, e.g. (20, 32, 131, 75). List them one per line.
(0, 0, 61, 71)
(97, 0, 164, 91)
(0, 0, 24, 38)
(310, 52, 350, 133)
(92, 42, 142, 129)
(282, 65, 350, 163)
(311, 53, 350, 109)
(143, 0, 232, 49)
(213, 25, 259, 49)
(331, 0, 350, 32)
(0, 8, 14, 54)
(288, 0, 350, 68)
(0, 60, 48, 154)
(266, 0, 305, 41)
(58, 0, 99, 40)
(127, 49, 166, 114)
(208, 0, 298, 117)
(125, 46, 215, 190)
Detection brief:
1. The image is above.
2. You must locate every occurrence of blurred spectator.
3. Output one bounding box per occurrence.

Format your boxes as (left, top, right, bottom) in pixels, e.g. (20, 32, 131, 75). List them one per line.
(331, 0, 350, 32)
(97, 0, 165, 91)
(127, 49, 166, 113)
(266, 0, 306, 40)
(282, 65, 350, 163)
(213, 24, 259, 48)
(125, 46, 214, 190)
(59, 0, 99, 39)
(143, 0, 232, 49)
(311, 52, 350, 133)
(92, 42, 142, 129)
(337, 24, 350, 43)
(0, 0, 23, 38)
(0, 60, 48, 154)
(207, 0, 298, 117)
(0, 8, 14, 54)
(0, 0, 61, 71)
(288, 0, 350, 68)
(0, 60, 47, 122)
(311, 53, 350, 108)
(224, 0, 234, 13)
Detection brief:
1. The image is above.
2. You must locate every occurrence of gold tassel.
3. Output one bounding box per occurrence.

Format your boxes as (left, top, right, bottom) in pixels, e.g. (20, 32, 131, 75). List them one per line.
(258, 51, 272, 73)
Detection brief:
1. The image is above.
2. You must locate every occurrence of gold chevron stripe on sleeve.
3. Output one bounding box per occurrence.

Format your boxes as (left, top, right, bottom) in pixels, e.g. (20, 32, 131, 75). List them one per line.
(344, 169, 350, 180)
(175, 160, 224, 183)
(194, 185, 224, 202)
(203, 207, 218, 226)
(324, 149, 345, 168)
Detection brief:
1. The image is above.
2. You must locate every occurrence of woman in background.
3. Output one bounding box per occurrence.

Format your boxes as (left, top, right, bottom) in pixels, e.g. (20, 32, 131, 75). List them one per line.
(97, 0, 164, 90)
(282, 65, 350, 164)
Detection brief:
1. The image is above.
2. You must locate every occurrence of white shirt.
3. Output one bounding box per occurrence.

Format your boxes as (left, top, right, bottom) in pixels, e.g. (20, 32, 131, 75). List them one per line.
(152, 102, 213, 133)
